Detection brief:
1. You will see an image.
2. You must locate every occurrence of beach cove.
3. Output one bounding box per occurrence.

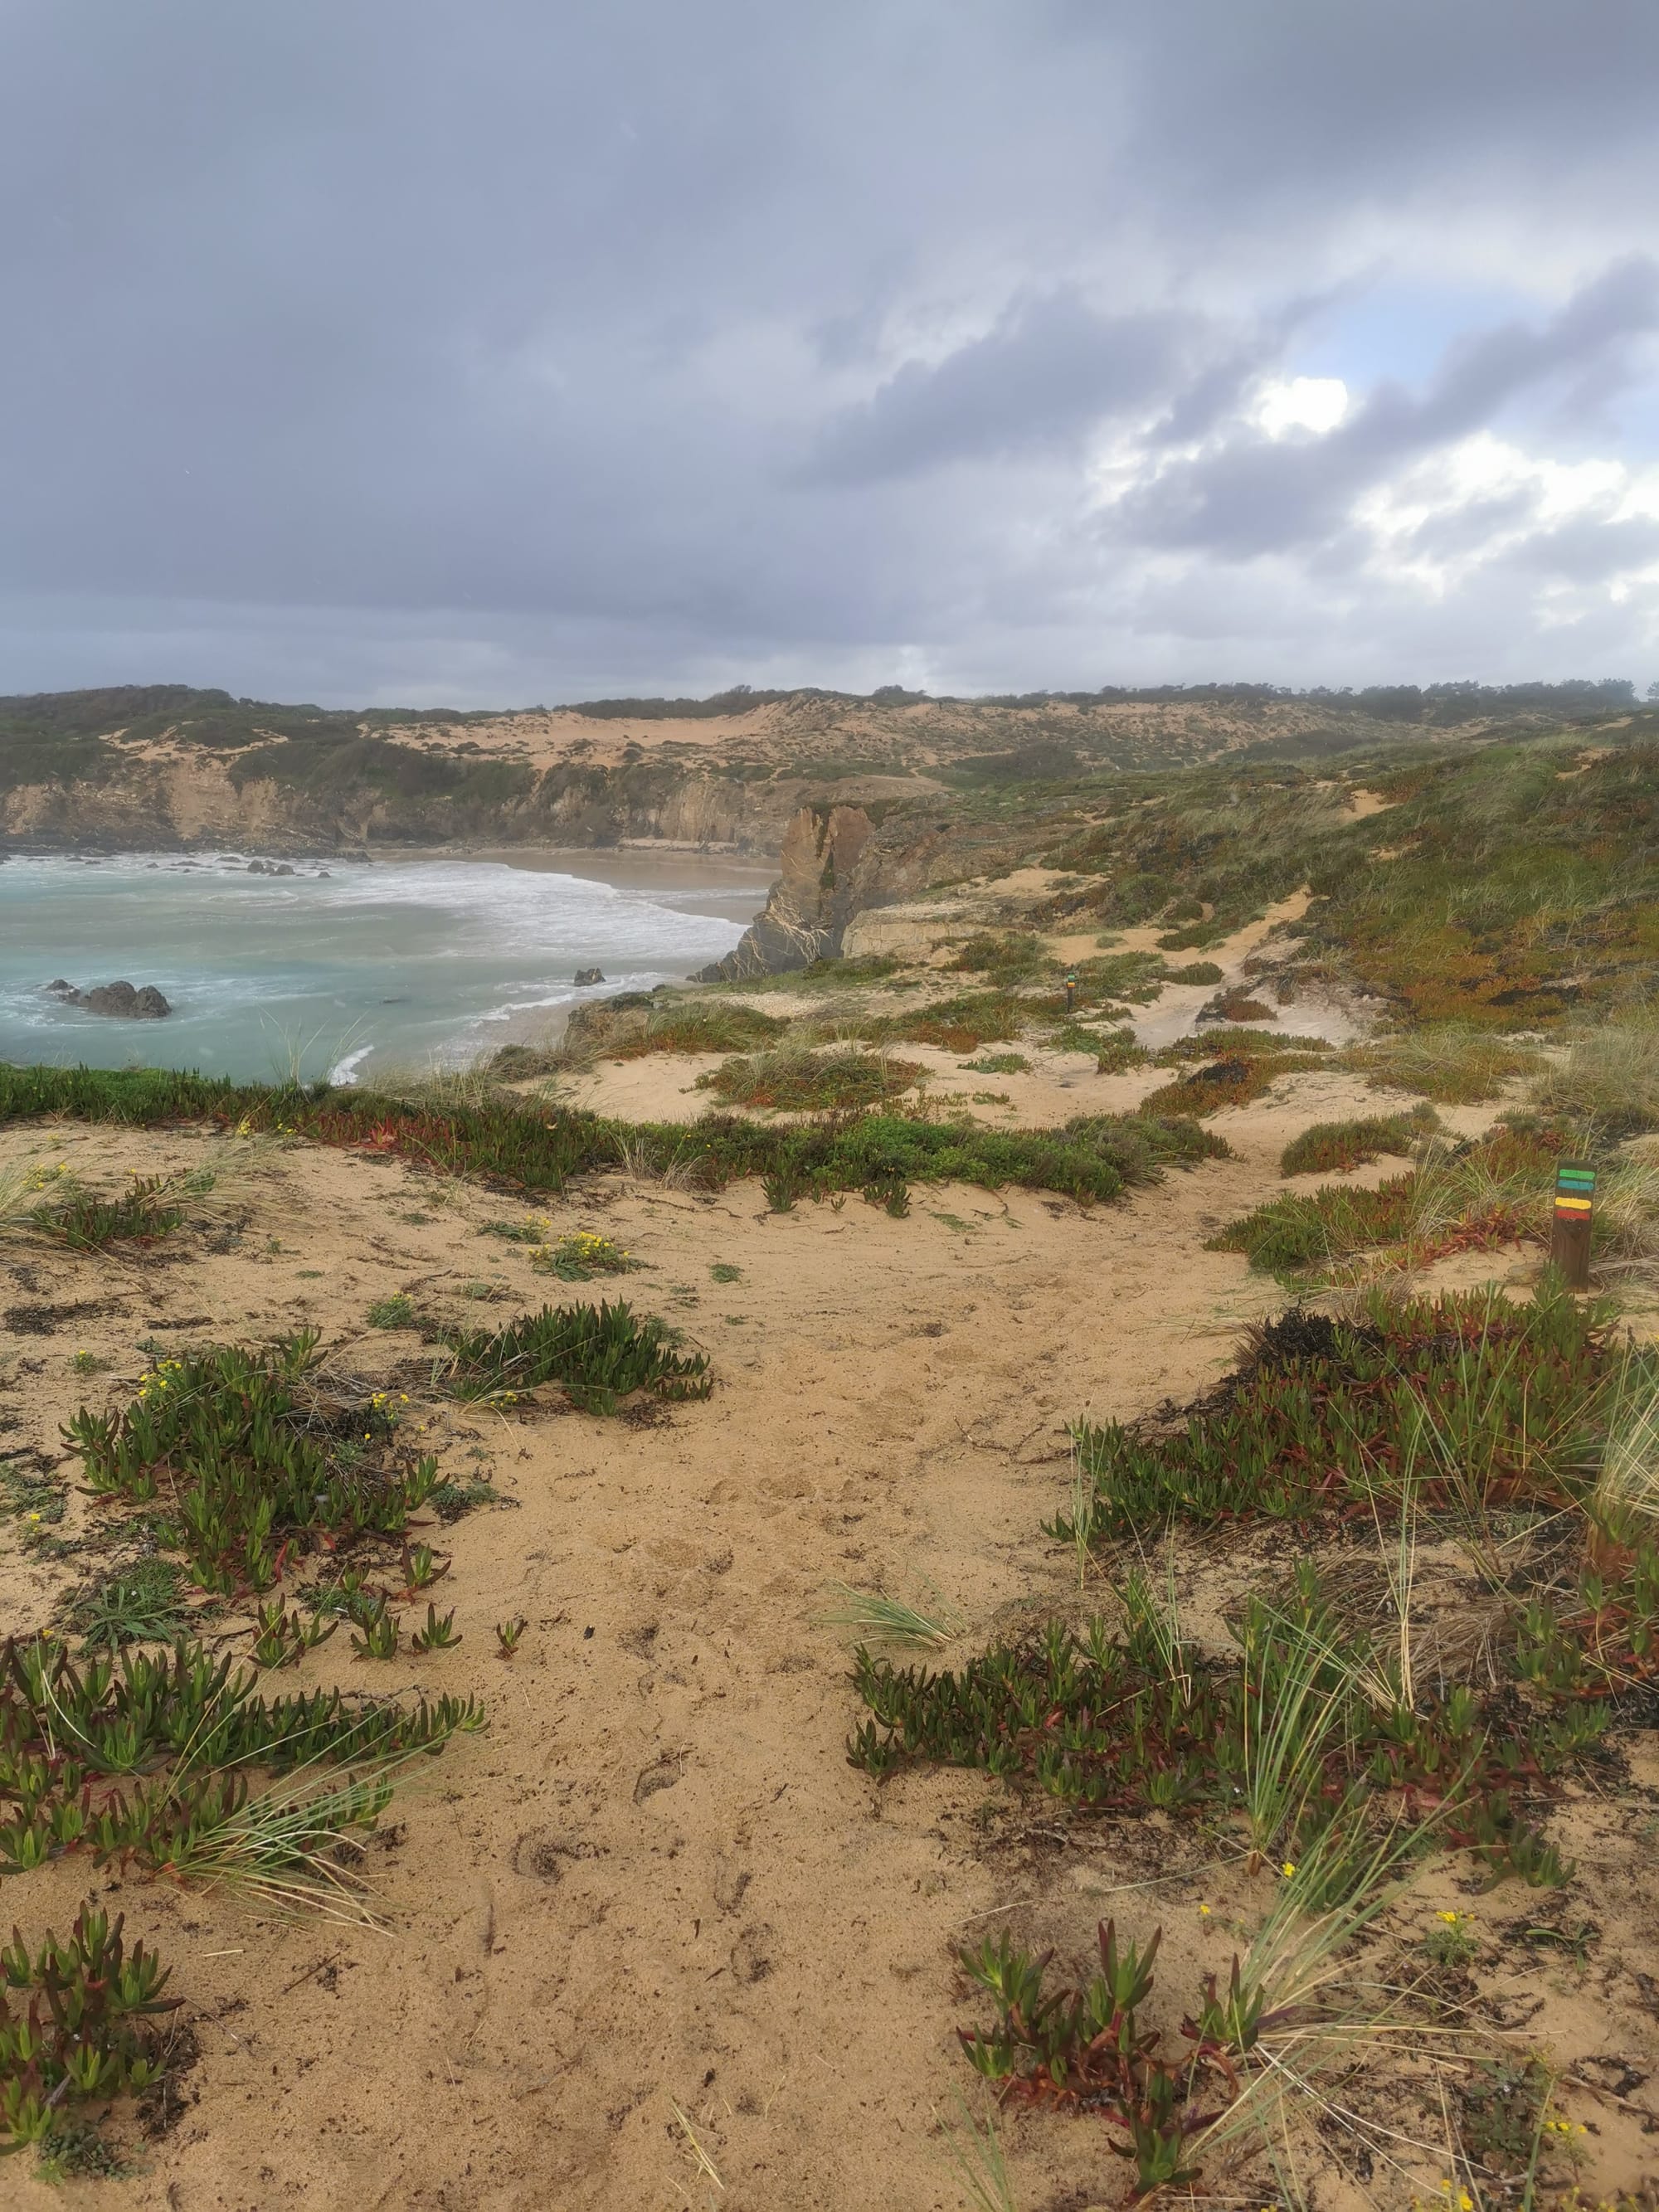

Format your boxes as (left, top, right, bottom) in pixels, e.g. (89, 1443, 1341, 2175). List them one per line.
(0, 846, 772, 1085)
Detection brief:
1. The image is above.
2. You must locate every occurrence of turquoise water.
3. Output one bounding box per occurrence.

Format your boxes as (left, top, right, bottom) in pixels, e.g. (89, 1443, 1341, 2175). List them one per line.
(0, 851, 762, 1084)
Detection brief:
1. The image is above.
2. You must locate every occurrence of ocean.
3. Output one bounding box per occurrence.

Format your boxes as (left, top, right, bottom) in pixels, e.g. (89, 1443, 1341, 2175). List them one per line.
(0, 848, 767, 1084)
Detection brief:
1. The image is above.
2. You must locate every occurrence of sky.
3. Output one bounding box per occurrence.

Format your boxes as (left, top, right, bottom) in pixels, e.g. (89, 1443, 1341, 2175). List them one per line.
(4, 2, 1659, 707)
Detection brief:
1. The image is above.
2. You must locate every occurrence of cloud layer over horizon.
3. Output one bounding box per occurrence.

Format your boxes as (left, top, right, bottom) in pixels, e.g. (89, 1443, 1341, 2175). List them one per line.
(4, 2, 1659, 707)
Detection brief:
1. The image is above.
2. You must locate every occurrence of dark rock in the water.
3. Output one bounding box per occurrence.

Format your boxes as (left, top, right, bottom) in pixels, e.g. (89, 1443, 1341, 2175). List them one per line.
(247, 859, 267, 873)
(573, 966, 606, 986)
(272, 863, 295, 877)
(56, 980, 173, 1019)
(44, 979, 74, 995)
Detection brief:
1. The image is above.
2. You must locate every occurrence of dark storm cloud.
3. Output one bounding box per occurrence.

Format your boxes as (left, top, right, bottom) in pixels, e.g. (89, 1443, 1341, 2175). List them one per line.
(801, 294, 1203, 483)
(2, 0, 1659, 700)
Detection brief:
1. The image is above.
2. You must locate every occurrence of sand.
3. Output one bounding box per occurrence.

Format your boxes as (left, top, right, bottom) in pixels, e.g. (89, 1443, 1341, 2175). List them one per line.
(3, 1075, 1656, 2210)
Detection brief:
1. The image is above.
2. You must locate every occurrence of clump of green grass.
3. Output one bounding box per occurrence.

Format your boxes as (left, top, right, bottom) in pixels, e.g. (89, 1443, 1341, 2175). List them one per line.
(1163, 960, 1224, 985)
(800, 952, 903, 983)
(1341, 1025, 1545, 1104)
(944, 933, 1056, 983)
(366, 1292, 416, 1330)
(1531, 1007, 1659, 1139)
(71, 1558, 191, 1650)
(1215, 1119, 1568, 1276)
(1065, 1279, 1610, 1534)
(699, 1044, 923, 1112)
(0, 1631, 483, 1916)
(1138, 1043, 1328, 1118)
(63, 1333, 439, 1595)
(1279, 1107, 1438, 1177)
(859, 989, 1029, 1054)
(39, 1174, 184, 1251)
(709, 1262, 742, 1283)
(959, 1052, 1030, 1075)
(612, 1004, 787, 1058)
(1073, 950, 1169, 1002)
(818, 1584, 964, 1649)
(440, 1298, 713, 1413)
(850, 1544, 1603, 1878)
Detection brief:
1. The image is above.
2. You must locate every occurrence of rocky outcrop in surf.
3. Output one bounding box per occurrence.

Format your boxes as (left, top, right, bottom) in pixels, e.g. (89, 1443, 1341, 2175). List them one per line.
(46, 979, 172, 1018)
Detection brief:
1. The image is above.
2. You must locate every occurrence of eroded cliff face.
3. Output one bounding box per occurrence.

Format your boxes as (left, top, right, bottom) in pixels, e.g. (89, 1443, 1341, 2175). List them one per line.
(0, 758, 800, 856)
(698, 801, 995, 977)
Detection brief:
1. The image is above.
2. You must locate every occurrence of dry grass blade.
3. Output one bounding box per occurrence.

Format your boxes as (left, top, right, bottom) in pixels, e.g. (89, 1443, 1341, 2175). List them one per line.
(818, 1583, 966, 1650)
(1593, 1361, 1659, 1528)
(668, 2099, 725, 2194)
(937, 2088, 1019, 2212)
(0, 1151, 78, 1242)
(1531, 1007, 1659, 1137)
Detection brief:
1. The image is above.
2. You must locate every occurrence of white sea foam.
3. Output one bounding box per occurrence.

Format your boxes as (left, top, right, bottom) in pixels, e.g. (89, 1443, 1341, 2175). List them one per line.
(0, 853, 757, 1082)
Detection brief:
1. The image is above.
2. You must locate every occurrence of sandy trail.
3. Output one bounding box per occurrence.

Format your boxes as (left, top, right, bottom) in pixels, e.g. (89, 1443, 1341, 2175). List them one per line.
(1, 1072, 1564, 2212)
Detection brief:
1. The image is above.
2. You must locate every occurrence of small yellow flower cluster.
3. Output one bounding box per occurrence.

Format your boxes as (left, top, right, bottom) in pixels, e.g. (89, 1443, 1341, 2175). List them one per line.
(1436, 1909, 1471, 1930)
(137, 1357, 187, 1404)
(571, 1230, 627, 1257)
(1541, 2117, 1588, 2137)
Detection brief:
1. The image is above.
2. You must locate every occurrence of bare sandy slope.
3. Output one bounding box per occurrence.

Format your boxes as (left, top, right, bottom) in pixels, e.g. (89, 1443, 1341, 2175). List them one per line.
(2, 1080, 1655, 2210)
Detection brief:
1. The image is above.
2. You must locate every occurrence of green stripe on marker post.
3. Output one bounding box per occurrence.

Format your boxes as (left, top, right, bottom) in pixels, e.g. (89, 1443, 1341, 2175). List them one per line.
(1551, 1161, 1595, 1289)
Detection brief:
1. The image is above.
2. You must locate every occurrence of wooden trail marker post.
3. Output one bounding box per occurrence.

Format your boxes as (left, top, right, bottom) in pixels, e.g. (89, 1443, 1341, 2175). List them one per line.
(1551, 1161, 1595, 1290)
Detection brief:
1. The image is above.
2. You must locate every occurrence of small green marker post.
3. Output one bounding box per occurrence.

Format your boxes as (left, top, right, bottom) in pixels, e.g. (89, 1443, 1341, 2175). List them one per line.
(1550, 1161, 1595, 1290)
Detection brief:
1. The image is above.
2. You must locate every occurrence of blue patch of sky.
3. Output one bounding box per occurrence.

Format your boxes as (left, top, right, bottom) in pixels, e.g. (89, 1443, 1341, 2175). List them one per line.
(1292, 275, 1659, 461)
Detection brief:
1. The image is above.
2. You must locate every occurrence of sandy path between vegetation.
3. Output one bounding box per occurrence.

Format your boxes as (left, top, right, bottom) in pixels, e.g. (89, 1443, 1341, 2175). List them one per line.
(2, 1072, 1554, 2212)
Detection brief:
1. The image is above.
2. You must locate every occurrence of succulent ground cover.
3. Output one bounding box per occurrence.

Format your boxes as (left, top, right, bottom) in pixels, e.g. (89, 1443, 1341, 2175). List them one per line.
(1214, 1106, 1659, 1286)
(0, 1064, 1226, 1210)
(851, 1277, 1657, 2195)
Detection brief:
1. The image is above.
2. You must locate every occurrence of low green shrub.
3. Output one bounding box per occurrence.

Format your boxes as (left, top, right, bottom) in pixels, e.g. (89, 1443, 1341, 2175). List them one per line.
(1163, 960, 1224, 985)
(530, 1230, 638, 1281)
(0, 1632, 482, 1906)
(64, 1334, 439, 1595)
(613, 1004, 787, 1057)
(1341, 1026, 1545, 1104)
(698, 1045, 923, 1112)
(944, 933, 1056, 983)
(867, 989, 1029, 1053)
(440, 1298, 713, 1412)
(1279, 1108, 1436, 1177)
(1138, 1047, 1327, 1118)
(0, 1065, 1225, 1209)
(1064, 1280, 1610, 1534)
(0, 1900, 178, 2151)
(1217, 1120, 1564, 1275)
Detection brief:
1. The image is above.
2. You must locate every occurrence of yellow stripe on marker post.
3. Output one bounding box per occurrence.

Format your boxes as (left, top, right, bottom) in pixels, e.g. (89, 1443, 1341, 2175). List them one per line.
(1550, 1162, 1595, 1289)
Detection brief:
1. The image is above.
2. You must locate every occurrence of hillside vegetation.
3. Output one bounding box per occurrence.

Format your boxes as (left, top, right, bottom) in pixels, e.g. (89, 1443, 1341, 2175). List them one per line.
(3, 699, 1659, 2206)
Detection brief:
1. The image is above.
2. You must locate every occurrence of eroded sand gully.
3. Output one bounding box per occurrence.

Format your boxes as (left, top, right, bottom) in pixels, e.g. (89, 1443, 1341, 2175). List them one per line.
(0, 1078, 1584, 2211)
